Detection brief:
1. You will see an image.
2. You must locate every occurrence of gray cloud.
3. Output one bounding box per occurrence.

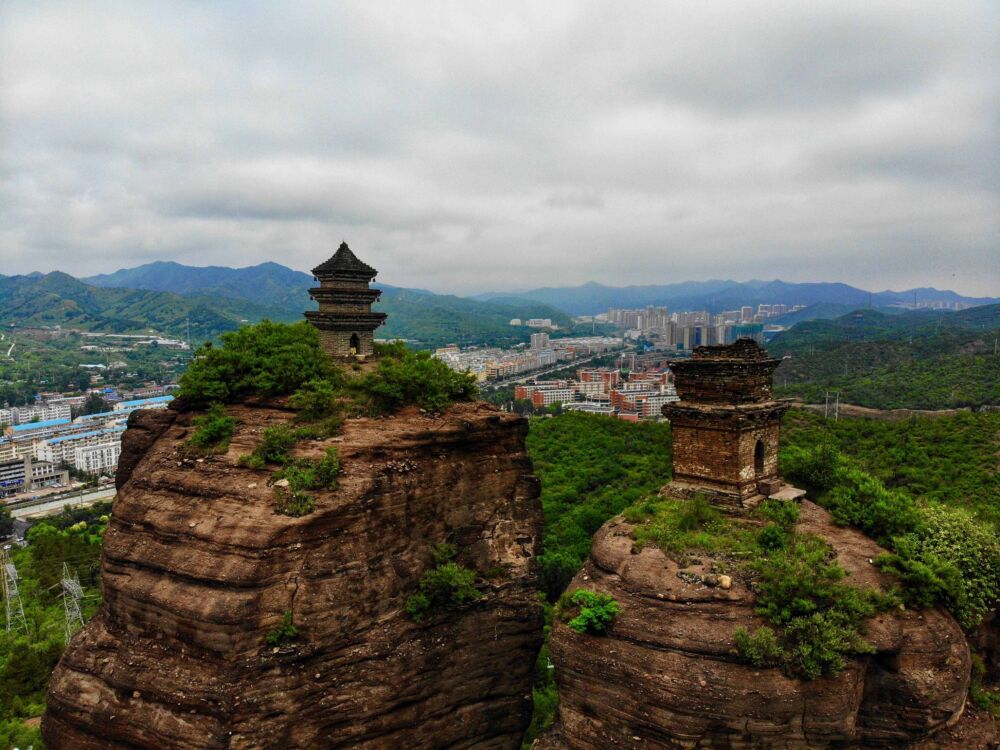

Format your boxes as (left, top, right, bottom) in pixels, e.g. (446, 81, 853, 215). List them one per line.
(1, 0, 997, 296)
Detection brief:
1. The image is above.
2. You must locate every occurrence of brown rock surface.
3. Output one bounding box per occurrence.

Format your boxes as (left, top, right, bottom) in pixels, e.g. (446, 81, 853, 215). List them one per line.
(43, 401, 544, 749)
(545, 500, 972, 749)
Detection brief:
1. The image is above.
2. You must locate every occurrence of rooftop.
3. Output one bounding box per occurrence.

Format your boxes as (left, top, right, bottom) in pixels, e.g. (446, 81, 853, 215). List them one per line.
(11, 418, 71, 432)
(311, 242, 377, 279)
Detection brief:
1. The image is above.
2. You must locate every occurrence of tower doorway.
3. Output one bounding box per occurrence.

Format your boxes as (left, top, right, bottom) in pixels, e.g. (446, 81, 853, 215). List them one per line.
(754, 440, 765, 477)
(349, 333, 360, 355)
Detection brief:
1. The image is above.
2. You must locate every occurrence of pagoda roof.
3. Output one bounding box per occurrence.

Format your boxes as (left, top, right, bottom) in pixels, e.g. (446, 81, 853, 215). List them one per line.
(312, 242, 377, 279)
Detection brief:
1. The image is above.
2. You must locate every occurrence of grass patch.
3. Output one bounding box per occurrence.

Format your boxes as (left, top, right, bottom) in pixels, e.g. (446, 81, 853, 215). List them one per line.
(186, 402, 236, 454)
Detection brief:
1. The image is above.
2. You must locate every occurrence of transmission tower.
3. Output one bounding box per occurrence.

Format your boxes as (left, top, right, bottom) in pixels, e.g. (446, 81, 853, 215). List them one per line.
(61, 562, 84, 641)
(1, 548, 28, 635)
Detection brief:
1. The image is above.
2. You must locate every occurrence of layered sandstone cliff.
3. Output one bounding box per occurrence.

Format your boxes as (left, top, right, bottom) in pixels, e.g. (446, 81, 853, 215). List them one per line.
(541, 501, 974, 750)
(43, 400, 543, 749)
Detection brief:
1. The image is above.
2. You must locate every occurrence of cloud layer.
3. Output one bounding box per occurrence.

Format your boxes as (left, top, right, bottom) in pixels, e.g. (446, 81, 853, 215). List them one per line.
(2, 0, 998, 295)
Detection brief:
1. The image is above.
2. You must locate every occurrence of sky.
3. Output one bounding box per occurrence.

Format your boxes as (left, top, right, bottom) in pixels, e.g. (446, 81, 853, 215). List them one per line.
(1, 1, 998, 296)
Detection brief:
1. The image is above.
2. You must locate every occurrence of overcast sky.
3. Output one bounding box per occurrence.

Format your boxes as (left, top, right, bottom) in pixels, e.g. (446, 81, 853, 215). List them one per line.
(1, 1, 998, 296)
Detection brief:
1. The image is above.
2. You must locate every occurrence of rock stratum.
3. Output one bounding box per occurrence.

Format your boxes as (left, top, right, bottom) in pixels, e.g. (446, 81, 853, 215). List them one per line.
(541, 501, 978, 750)
(43, 401, 544, 749)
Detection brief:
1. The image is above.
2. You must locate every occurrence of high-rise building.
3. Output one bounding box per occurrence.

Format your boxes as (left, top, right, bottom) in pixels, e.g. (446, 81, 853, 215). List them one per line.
(530, 332, 550, 350)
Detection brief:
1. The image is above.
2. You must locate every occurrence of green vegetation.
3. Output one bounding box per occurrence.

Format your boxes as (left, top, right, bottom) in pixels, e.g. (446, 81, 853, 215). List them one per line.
(557, 590, 620, 635)
(781, 417, 1000, 630)
(405, 543, 483, 622)
(271, 448, 341, 518)
(783, 409, 1000, 528)
(526, 412, 672, 600)
(265, 611, 300, 647)
(186, 403, 236, 454)
(732, 626, 781, 667)
(375, 287, 573, 349)
(353, 342, 477, 413)
(178, 320, 332, 407)
(0, 507, 12, 539)
(241, 425, 298, 469)
(630, 496, 893, 678)
(770, 304, 1000, 409)
(0, 503, 110, 748)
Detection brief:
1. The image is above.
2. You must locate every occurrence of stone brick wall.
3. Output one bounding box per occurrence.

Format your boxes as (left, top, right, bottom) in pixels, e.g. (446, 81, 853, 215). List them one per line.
(318, 329, 374, 358)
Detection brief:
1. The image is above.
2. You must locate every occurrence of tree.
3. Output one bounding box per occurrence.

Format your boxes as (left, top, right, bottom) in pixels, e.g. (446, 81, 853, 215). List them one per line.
(81, 392, 111, 416)
(0, 506, 13, 539)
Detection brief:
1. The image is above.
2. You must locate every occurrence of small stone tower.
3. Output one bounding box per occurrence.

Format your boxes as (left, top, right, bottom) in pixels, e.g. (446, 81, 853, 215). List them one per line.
(662, 339, 793, 507)
(304, 242, 387, 359)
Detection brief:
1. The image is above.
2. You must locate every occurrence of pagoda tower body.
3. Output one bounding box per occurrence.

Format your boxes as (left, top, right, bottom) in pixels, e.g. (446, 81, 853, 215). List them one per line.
(305, 242, 387, 359)
(662, 339, 792, 508)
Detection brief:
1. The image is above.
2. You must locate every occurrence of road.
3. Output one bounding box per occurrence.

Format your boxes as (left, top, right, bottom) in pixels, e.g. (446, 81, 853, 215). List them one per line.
(8, 487, 115, 520)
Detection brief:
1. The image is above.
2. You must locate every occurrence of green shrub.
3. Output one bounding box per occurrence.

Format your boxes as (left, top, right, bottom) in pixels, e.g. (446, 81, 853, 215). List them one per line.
(756, 524, 788, 551)
(970, 653, 1000, 717)
(733, 626, 781, 667)
(354, 343, 477, 413)
(825, 467, 923, 544)
(559, 589, 620, 635)
(274, 486, 316, 517)
(248, 425, 298, 466)
(781, 442, 841, 493)
(266, 611, 300, 646)
(178, 320, 332, 407)
(876, 504, 1000, 629)
(750, 534, 891, 678)
(430, 542, 457, 566)
(289, 377, 345, 423)
(273, 448, 341, 493)
(186, 403, 236, 454)
(405, 562, 482, 621)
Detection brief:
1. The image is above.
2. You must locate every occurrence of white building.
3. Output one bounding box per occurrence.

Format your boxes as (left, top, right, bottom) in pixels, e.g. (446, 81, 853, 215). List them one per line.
(37, 426, 126, 465)
(112, 395, 174, 412)
(0, 401, 72, 427)
(73, 442, 122, 475)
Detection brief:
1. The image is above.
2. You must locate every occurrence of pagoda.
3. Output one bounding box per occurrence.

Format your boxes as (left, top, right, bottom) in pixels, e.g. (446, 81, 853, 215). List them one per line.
(661, 339, 800, 508)
(304, 242, 387, 359)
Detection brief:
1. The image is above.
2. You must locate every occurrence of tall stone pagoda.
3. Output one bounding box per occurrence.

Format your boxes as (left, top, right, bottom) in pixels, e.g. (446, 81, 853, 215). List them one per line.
(305, 242, 387, 359)
(662, 339, 800, 508)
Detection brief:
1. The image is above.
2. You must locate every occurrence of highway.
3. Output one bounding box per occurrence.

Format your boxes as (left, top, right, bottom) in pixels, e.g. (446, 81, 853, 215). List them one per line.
(8, 487, 115, 520)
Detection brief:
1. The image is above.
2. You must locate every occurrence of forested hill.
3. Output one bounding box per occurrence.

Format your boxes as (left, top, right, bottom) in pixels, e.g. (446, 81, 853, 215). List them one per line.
(5, 268, 572, 349)
(770, 304, 1000, 409)
(0, 272, 285, 340)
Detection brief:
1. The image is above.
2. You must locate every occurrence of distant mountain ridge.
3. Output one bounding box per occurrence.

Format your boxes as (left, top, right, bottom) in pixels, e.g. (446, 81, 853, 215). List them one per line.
(475, 279, 998, 316)
(7, 264, 571, 348)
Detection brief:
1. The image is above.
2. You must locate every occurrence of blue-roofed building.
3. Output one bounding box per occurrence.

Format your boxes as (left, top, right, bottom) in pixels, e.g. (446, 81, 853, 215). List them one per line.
(112, 395, 173, 412)
(10, 417, 71, 434)
(37, 426, 127, 465)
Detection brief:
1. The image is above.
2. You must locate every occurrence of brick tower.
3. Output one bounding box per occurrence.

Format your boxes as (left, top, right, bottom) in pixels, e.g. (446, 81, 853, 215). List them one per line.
(662, 339, 793, 507)
(305, 242, 387, 359)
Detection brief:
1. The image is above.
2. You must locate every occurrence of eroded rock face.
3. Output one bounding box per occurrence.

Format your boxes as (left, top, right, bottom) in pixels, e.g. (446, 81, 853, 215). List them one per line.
(43, 401, 543, 749)
(545, 501, 971, 750)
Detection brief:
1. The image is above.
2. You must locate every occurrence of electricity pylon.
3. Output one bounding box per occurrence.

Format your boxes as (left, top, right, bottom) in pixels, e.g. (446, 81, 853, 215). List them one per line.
(61, 562, 84, 641)
(1, 548, 28, 634)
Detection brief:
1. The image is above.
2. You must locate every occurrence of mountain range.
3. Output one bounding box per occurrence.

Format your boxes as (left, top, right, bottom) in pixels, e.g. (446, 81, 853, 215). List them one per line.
(476, 279, 998, 316)
(2, 261, 994, 350)
(1, 265, 572, 349)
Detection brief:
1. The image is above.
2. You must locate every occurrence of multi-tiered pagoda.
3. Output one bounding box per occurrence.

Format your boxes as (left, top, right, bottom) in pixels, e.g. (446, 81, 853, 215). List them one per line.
(662, 339, 799, 507)
(304, 242, 387, 359)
